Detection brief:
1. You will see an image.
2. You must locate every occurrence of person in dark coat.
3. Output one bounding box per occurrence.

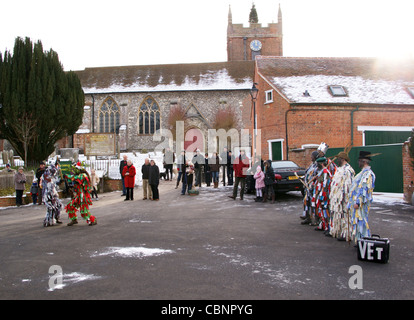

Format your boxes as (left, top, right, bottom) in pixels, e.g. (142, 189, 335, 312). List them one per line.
(203, 153, 211, 187)
(263, 160, 275, 203)
(35, 161, 45, 204)
(119, 155, 128, 196)
(209, 152, 220, 188)
(176, 151, 186, 189)
(149, 160, 160, 201)
(141, 158, 152, 200)
(122, 160, 136, 201)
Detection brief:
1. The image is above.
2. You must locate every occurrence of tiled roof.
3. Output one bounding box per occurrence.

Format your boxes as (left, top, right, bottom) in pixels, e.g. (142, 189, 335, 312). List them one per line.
(75, 61, 255, 94)
(256, 56, 414, 105)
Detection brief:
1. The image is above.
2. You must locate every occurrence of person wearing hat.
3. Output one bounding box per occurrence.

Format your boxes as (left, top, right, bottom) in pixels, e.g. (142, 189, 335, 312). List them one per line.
(347, 151, 376, 243)
(329, 151, 355, 241)
(311, 157, 332, 232)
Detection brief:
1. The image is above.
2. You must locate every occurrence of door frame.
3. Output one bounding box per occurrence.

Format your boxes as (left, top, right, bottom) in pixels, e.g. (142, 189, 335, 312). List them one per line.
(267, 138, 284, 161)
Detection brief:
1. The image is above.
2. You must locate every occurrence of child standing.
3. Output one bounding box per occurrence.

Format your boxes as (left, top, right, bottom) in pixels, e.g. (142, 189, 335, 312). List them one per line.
(253, 166, 265, 202)
(30, 178, 39, 205)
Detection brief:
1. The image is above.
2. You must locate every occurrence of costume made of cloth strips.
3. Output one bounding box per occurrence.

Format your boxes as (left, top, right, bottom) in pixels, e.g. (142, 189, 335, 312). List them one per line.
(329, 161, 355, 240)
(311, 157, 333, 231)
(347, 151, 376, 242)
(64, 162, 97, 226)
(42, 165, 63, 227)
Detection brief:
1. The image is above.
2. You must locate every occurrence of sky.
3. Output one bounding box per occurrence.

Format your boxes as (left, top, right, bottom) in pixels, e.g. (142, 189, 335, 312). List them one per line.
(1, 0, 414, 71)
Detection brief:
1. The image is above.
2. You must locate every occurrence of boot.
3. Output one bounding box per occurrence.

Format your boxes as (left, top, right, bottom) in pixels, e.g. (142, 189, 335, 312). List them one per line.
(271, 194, 275, 204)
(214, 181, 218, 188)
(263, 194, 267, 202)
(67, 219, 78, 226)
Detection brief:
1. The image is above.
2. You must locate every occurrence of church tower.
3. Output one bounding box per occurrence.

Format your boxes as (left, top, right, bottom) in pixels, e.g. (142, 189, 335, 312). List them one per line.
(227, 3, 283, 61)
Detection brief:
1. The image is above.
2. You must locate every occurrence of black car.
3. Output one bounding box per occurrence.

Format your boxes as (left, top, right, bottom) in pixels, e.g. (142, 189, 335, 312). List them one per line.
(271, 160, 306, 195)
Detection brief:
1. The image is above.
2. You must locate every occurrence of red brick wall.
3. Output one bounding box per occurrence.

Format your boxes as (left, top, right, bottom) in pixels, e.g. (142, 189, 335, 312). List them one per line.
(403, 140, 414, 203)
(254, 81, 414, 162)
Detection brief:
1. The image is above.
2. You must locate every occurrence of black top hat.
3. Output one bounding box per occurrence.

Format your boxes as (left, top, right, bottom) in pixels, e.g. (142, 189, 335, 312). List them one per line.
(358, 151, 372, 161)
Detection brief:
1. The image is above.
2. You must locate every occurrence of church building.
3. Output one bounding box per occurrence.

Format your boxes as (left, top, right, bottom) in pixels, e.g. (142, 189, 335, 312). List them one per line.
(61, 3, 283, 155)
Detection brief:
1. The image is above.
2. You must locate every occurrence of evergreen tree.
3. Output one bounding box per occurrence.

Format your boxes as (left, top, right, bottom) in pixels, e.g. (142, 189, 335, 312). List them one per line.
(249, 3, 259, 23)
(0, 36, 84, 165)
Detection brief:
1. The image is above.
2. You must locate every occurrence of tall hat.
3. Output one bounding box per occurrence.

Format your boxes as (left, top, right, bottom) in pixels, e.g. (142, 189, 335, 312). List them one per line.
(317, 142, 329, 155)
(358, 150, 381, 161)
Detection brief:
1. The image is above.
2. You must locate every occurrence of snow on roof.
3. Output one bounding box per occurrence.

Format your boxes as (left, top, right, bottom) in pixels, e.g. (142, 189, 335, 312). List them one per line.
(76, 61, 254, 94)
(257, 56, 414, 105)
(271, 75, 414, 104)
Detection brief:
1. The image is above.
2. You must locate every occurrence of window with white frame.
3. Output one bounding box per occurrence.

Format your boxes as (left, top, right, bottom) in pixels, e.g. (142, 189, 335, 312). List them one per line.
(265, 89, 273, 103)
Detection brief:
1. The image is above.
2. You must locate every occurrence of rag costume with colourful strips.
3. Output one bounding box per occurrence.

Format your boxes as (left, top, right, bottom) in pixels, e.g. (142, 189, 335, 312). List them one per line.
(302, 156, 318, 219)
(347, 166, 375, 242)
(329, 162, 355, 240)
(64, 164, 96, 225)
(42, 165, 63, 227)
(312, 166, 332, 230)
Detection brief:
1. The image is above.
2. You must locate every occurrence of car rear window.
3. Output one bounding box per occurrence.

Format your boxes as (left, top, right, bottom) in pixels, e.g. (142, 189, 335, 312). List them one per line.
(271, 161, 299, 169)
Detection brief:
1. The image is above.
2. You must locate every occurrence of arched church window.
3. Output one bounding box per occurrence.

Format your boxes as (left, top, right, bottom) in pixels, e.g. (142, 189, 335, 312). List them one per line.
(138, 96, 160, 135)
(98, 97, 120, 133)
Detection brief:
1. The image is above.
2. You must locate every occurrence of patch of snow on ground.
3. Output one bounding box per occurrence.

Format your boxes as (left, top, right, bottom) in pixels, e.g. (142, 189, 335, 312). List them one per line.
(92, 247, 174, 258)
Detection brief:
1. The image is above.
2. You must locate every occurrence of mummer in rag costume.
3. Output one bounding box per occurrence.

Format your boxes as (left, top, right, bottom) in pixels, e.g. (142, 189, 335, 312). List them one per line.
(42, 165, 63, 227)
(347, 151, 377, 242)
(311, 157, 333, 233)
(329, 148, 355, 241)
(64, 162, 97, 226)
(300, 150, 319, 225)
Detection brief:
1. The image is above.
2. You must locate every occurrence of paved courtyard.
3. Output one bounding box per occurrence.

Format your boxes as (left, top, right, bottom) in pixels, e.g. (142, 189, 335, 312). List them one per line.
(0, 180, 413, 300)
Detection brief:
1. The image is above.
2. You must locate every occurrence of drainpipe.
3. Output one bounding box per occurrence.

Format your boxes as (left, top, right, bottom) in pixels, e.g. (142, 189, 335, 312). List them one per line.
(350, 105, 359, 146)
(284, 107, 295, 160)
(91, 94, 95, 133)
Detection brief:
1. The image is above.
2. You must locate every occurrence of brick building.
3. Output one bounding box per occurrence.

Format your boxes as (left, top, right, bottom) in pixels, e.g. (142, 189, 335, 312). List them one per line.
(252, 56, 414, 165)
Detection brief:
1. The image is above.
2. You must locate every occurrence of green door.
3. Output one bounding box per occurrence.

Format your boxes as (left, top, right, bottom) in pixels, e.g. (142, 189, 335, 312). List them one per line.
(271, 141, 282, 161)
(325, 144, 403, 193)
(365, 131, 411, 145)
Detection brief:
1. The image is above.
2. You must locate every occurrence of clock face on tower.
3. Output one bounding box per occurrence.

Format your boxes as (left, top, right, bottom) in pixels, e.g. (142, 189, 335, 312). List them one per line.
(250, 40, 262, 52)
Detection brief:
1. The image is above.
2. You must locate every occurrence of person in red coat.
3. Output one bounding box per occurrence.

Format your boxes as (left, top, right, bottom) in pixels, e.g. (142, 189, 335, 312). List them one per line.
(229, 149, 250, 200)
(122, 160, 136, 201)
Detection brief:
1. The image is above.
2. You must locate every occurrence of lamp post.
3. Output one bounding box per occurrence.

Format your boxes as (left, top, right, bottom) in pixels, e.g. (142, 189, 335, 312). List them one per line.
(250, 83, 259, 160)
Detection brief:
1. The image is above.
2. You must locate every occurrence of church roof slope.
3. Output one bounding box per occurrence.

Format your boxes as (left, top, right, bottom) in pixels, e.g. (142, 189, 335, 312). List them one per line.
(256, 56, 414, 105)
(76, 61, 254, 94)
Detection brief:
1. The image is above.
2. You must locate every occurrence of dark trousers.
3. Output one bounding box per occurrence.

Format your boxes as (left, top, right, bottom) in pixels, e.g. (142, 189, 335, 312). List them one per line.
(121, 177, 126, 195)
(151, 184, 159, 200)
(126, 187, 134, 200)
(165, 164, 173, 180)
(91, 186, 98, 198)
(32, 194, 38, 205)
(204, 171, 211, 186)
(232, 177, 246, 199)
(176, 171, 183, 187)
(16, 189, 24, 206)
(227, 167, 234, 185)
